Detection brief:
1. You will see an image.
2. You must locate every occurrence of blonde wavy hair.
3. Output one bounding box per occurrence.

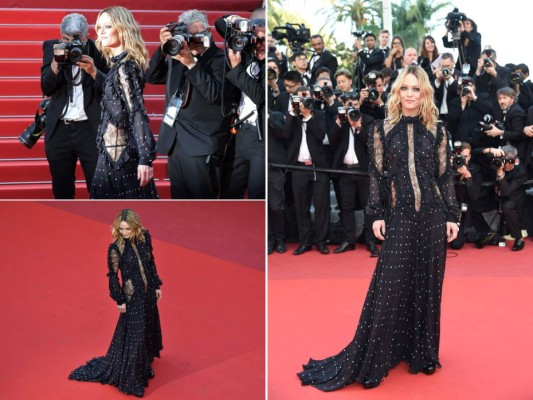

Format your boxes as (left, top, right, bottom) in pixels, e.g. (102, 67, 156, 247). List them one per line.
(386, 65, 438, 130)
(95, 6, 148, 70)
(111, 209, 146, 245)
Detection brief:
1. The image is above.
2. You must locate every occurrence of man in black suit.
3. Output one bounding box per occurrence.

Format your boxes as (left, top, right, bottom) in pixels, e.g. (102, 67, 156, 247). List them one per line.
(281, 86, 330, 255)
(329, 98, 378, 256)
(41, 13, 108, 199)
(220, 17, 266, 199)
(432, 52, 461, 125)
(354, 32, 385, 75)
(146, 10, 232, 199)
(512, 64, 533, 112)
(308, 35, 338, 85)
(523, 105, 533, 178)
(474, 48, 511, 111)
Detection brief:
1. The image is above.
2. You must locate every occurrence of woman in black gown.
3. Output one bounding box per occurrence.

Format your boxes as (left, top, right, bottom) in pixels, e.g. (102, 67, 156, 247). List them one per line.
(69, 209, 163, 397)
(90, 6, 158, 199)
(297, 65, 460, 390)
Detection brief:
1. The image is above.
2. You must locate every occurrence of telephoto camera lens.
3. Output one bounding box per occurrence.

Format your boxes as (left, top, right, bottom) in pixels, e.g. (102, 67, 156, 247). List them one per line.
(491, 157, 503, 169)
(461, 86, 471, 96)
(442, 68, 451, 77)
(267, 68, 277, 81)
(301, 97, 314, 109)
(163, 35, 185, 56)
(453, 155, 465, 169)
(368, 88, 380, 101)
(483, 58, 493, 68)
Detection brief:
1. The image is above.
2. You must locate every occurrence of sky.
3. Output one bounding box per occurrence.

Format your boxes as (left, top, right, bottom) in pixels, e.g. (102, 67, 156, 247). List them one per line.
(273, 0, 533, 73)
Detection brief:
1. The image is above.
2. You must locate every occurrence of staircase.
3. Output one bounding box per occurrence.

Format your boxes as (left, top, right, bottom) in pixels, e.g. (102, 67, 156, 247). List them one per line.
(0, 2, 259, 198)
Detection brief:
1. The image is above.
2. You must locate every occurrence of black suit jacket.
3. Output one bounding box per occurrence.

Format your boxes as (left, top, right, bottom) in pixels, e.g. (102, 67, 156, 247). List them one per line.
(357, 48, 384, 75)
(268, 111, 287, 165)
(146, 44, 233, 157)
(524, 105, 533, 167)
(40, 39, 108, 143)
(432, 70, 461, 113)
(309, 50, 338, 85)
(328, 114, 374, 172)
(448, 92, 493, 143)
(282, 110, 329, 168)
(497, 103, 527, 161)
(442, 30, 481, 76)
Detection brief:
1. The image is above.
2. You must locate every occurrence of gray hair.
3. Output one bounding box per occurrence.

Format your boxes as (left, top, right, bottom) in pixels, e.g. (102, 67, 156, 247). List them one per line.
(497, 86, 517, 99)
(60, 13, 88, 37)
(502, 145, 518, 159)
(178, 10, 208, 29)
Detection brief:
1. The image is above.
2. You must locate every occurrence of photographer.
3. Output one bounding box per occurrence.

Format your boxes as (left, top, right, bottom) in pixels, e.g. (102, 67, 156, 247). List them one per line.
(474, 47, 511, 110)
(329, 96, 378, 257)
(217, 16, 266, 199)
(267, 57, 284, 110)
(494, 145, 528, 250)
(281, 86, 330, 255)
(448, 76, 492, 143)
(41, 13, 109, 199)
(432, 53, 461, 125)
(522, 105, 533, 179)
(442, 10, 481, 77)
(486, 87, 527, 161)
(267, 33, 288, 77)
(511, 64, 533, 111)
(146, 10, 231, 199)
(354, 32, 385, 75)
(308, 34, 338, 85)
(359, 70, 388, 120)
(449, 142, 483, 249)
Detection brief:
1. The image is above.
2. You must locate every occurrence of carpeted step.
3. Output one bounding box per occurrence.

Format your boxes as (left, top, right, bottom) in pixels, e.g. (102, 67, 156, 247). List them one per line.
(0, 59, 41, 77)
(0, 178, 171, 199)
(0, 157, 168, 182)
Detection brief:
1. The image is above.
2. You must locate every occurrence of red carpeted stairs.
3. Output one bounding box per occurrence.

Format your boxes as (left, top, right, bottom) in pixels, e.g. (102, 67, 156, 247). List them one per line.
(0, 1, 259, 198)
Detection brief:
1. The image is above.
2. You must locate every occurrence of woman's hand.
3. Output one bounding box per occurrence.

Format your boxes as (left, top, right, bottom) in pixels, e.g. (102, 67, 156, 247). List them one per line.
(118, 303, 126, 313)
(155, 289, 162, 301)
(446, 222, 459, 243)
(138, 165, 153, 187)
(373, 220, 386, 241)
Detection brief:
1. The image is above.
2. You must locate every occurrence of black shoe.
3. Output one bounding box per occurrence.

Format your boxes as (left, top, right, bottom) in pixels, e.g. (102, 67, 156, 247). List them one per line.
(293, 244, 312, 255)
(512, 238, 525, 251)
(268, 241, 274, 255)
(148, 367, 155, 379)
(316, 243, 329, 254)
(367, 242, 379, 257)
(421, 363, 436, 375)
(275, 240, 286, 254)
(362, 379, 380, 389)
(333, 241, 355, 253)
(475, 230, 496, 249)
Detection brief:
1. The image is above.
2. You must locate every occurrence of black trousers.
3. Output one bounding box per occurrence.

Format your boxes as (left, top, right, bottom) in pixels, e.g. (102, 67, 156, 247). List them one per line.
(45, 120, 98, 199)
(168, 141, 220, 199)
(501, 197, 525, 239)
(338, 169, 374, 244)
(268, 168, 286, 244)
(291, 167, 330, 245)
(222, 126, 265, 199)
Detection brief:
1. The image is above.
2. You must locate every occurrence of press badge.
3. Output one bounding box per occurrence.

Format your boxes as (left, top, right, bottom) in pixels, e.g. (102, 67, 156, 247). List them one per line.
(163, 95, 183, 127)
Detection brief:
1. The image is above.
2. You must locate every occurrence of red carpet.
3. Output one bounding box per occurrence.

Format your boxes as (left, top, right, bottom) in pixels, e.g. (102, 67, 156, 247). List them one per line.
(0, 202, 265, 400)
(269, 242, 533, 400)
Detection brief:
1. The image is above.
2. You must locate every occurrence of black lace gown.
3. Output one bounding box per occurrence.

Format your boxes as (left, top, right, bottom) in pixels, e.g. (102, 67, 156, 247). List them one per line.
(297, 116, 461, 390)
(69, 230, 163, 397)
(90, 52, 158, 199)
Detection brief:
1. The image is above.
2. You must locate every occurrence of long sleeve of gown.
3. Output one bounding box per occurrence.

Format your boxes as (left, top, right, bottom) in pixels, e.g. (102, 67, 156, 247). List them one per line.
(107, 245, 126, 305)
(144, 231, 162, 289)
(118, 63, 156, 166)
(366, 120, 387, 221)
(435, 122, 461, 223)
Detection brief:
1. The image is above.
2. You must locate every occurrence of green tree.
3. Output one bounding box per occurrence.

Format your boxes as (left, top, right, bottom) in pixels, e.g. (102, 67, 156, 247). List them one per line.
(392, 0, 450, 50)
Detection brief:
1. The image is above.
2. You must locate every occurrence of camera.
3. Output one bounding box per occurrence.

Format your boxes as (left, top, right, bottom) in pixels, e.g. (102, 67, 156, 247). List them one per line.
(18, 98, 51, 149)
(267, 67, 277, 81)
(445, 8, 467, 40)
(461, 86, 471, 96)
(272, 23, 310, 52)
(312, 83, 334, 100)
(338, 106, 347, 123)
(339, 91, 360, 104)
(452, 142, 466, 169)
(476, 114, 504, 132)
(352, 30, 366, 38)
(291, 95, 301, 112)
(163, 22, 191, 56)
(364, 72, 380, 101)
(490, 157, 515, 169)
(347, 107, 361, 122)
(226, 19, 259, 52)
(301, 97, 314, 109)
(510, 72, 524, 85)
(442, 67, 451, 77)
(483, 58, 494, 68)
(53, 34, 86, 65)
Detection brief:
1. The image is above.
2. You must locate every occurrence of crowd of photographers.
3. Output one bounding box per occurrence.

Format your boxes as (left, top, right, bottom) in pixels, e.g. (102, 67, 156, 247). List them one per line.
(33, 7, 265, 199)
(268, 9, 533, 255)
